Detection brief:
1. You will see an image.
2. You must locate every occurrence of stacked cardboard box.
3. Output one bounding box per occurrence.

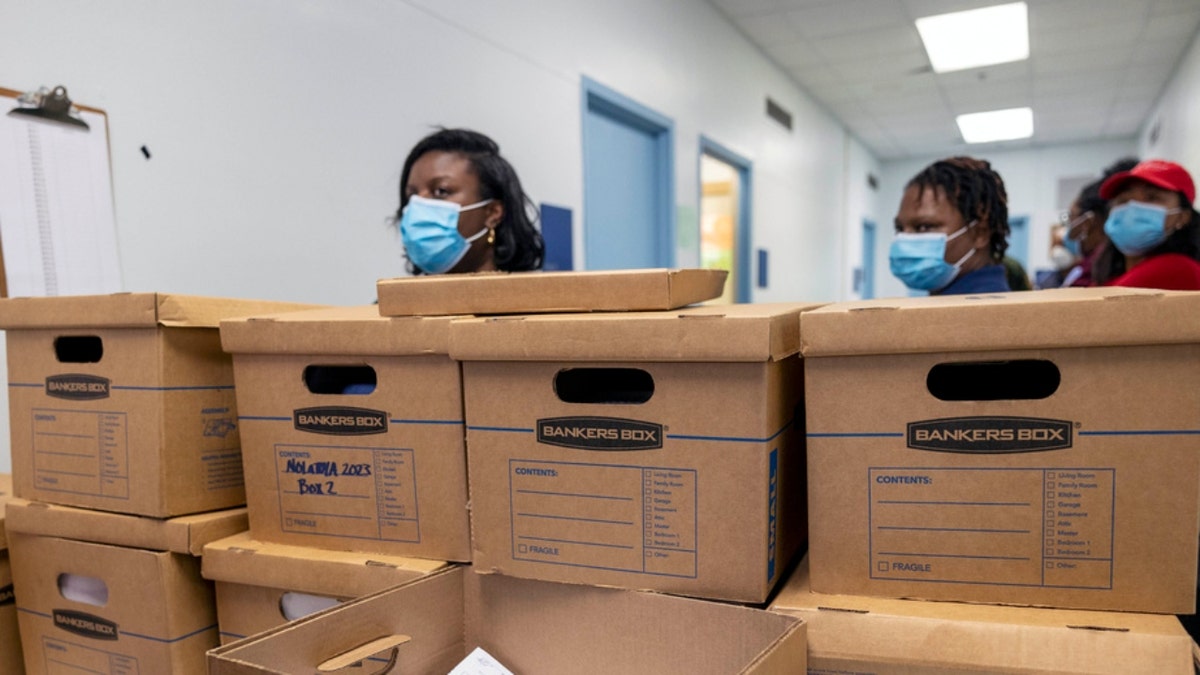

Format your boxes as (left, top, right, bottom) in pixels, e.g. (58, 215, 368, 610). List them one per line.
(0, 292, 316, 673)
(6, 499, 245, 674)
(0, 474, 23, 674)
(770, 555, 1196, 674)
(209, 565, 807, 675)
(793, 287, 1200, 671)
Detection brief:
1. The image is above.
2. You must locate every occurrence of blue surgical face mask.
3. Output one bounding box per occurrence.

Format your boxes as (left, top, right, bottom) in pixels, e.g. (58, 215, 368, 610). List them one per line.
(1062, 235, 1081, 258)
(889, 222, 977, 291)
(1062, 211, 1091, 258)
(1104, 201, 1182, 257)
(399, 195, 493, 274)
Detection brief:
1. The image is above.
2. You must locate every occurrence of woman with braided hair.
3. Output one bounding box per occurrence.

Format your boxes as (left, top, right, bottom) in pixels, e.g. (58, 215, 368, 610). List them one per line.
(889, 156, 1012, 295)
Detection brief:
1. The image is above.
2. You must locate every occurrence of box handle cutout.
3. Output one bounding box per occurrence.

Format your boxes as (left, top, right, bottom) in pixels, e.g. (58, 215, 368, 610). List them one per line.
(927, 360, 1059, 401)
(318, 635, 410, 673)
(554, 368, 654, 404)
(279, 591, 341, 621)
(303, 365, 377, 395)
(54, 336, 103, 363)
(57, 573, 108, 606)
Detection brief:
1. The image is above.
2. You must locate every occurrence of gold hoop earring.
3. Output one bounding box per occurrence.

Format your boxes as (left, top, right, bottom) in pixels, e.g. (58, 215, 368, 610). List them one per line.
(487, 228, 496, 246)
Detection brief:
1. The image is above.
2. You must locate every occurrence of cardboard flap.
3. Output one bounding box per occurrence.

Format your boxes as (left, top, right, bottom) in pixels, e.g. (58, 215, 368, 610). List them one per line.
(0, 292, 321, 329)
(4, 499, 246, 555)
(0, 473, 11, 551)
(207, 567, 467, 675)
(317, 634, 410, 672)
(202, 532, 446, 596)
(377, 268, 728, 317)
(219, 305, 455, 355)
(800, 287, 1200, 357)
(770, 558, 1194, 674)
(449, 302, 819, 362)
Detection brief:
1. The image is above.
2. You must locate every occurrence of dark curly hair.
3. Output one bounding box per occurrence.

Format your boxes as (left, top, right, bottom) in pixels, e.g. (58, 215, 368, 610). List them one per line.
(907, 156, 1009, 261)
(397, 128, 543, 274)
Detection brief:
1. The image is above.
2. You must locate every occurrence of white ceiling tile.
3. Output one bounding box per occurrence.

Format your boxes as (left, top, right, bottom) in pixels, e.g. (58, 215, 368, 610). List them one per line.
(734, 12, 803, 45)
(711, 0, 790, 19)
(766, 39, 826, 68)
(1030, 21, 1140, 55)
(1032, 47, 1135, 75)
(1131, 40, 1189, 66)
(1032, 71, 1120, 97)
(809, 25, 924, 61)
(1142, 8, 1200, 40)
(1031, 0, 1150, 30)
(1152, 0, 1200, 15)
(900, 0, 1000, 19)
(832, 51, 931, 81)
(787, 0, 911, 39)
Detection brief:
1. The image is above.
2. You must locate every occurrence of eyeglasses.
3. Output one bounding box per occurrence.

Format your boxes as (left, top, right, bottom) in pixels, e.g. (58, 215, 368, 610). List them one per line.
(1060, 210, 1094, 233)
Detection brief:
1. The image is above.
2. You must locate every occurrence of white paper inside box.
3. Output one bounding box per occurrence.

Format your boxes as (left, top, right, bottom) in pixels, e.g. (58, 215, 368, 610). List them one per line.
(207, 566, 807, 675)
(801, 288, 1200, 613)
(220, 306, 470, 561)
(0, 293, 321, 517)
(451, 303, 822, 603)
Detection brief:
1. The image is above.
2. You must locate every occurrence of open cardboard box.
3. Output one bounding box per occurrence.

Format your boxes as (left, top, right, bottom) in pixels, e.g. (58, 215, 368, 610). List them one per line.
(376, 268, 727, 316)
(0, 475, 23, 674)
(770, 555, 1197, 674)
(0, 292, 319, 517)
(6, 498, 247, 675)
(208, 565, 807, 675)
(203, 531, 446, 644)
(452, 302, 819, 603)
(802, 288, 1200, 612)
(220, 305, 471, 561)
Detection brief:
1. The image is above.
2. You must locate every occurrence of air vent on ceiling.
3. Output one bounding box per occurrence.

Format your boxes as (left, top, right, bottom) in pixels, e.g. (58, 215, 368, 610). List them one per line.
(766, 97, 793, 131)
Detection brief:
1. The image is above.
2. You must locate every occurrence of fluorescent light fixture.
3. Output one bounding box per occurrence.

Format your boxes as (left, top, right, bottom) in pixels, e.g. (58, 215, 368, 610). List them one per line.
(916, 2, 1029, 73)
(956, 107, 1033, 143)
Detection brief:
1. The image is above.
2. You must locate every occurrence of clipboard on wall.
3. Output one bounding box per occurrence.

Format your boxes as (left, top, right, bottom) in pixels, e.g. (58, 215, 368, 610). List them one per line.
(0, 85, 122, 298)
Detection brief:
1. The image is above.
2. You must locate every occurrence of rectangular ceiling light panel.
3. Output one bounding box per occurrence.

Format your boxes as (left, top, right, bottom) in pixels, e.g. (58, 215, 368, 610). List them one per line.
(917, 2, 1029, 73)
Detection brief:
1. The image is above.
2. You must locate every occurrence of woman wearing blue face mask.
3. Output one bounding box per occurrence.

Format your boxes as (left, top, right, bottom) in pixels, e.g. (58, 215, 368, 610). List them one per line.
(395, 128, 544, 275)
(1094, 159, 1200, 290)
(890, 156, 1011, 295)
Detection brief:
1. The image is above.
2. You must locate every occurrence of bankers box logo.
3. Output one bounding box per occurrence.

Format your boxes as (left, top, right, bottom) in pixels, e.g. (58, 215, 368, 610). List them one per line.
(293, 407, 388, 435)
(537, 416, 663, 451)
(53, 609, 119, 640)
(907, 416, 1072, 453)
(45, 374, 110, 400)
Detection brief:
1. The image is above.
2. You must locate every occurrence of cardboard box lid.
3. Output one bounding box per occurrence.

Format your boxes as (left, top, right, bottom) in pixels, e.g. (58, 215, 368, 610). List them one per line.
(450, 302, 821, 362)
(4, 499, 247, 556)
(801, 287, 1200, 357)
(0, 292, 322, 330)
(208, 566, 806, 675)
(770, 557, 1194, 674)
(377, 268, 728, 317)
(202, 531, 446, 596)
(0, 474, 11, 552)
(220, 305, 455, 356)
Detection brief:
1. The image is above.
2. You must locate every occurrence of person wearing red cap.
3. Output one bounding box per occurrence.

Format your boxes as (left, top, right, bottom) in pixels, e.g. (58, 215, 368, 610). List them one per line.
(1095, 159, 1200, 290)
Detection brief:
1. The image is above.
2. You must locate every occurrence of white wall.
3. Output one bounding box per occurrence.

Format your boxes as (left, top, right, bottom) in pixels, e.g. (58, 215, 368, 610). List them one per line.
(1140, 31, 1200, 172)
(0, 0, 880, 473)
(874, 139, 1138, 299)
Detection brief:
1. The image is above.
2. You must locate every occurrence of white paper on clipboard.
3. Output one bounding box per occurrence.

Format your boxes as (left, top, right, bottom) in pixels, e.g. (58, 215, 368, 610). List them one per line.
(0, 89, 122, 297)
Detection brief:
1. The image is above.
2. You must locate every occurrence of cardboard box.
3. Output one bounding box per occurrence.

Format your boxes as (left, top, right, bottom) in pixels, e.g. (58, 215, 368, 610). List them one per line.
(221, 305, 471, 561)
(770, 556, 1196, 674)
(0, 292, 320, 517)
(6, 500, 245, 675)
(802, 288, 1200, 613)
(452, 302, 817, 602)
(202, 531, 446, 643)
(377, 268, 727, 316)
(0, 475, 24, 674)
(208, 565, 807, 675)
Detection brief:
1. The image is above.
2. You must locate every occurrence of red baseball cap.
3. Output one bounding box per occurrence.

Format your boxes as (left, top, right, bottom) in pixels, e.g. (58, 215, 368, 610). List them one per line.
(1100, 159, 1196, 204)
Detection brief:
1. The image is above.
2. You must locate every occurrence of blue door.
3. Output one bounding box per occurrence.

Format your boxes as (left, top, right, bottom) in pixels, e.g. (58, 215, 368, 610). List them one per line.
(861, 220, 876, 299)
(1008, 216, 1029, 269)
(582, 78, 674, 270)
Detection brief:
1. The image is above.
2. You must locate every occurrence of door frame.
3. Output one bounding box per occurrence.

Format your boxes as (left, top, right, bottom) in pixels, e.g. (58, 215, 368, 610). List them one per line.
(581, 76, 675, 268)
(698, 136, 752, 303)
